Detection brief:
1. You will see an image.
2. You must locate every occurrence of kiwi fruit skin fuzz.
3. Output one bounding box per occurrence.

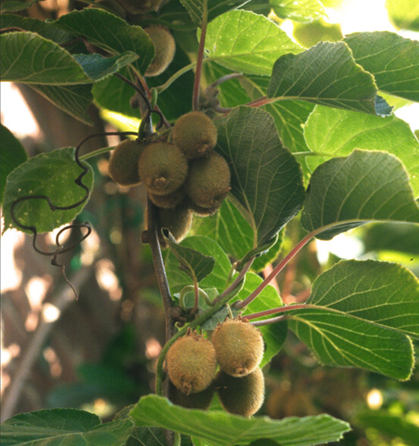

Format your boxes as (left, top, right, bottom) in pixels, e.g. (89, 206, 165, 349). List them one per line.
(186, 152, 231, 209)
(157, 206, 192, 247)
(116, 0, 161, 15)
(211, 318, 264, 377)
(169, 381, 215, 410)
(149, 187, 185, 209)
(108, 139, 144, 186)
(138, 142, 188, 196)
(166, 332, 217, 395)
(172, 111, 217, 159)
(216, 368, 265, 417)
(144, 26, 175, 77)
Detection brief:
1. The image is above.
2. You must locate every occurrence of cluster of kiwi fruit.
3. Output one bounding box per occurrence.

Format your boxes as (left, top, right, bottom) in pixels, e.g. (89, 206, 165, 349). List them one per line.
(108, 111, 231, 246)
(166, 318, 265, 417)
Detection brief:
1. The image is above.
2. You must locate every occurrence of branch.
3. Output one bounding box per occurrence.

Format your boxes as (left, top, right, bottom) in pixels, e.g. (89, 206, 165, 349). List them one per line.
(192, 0, 208, 111)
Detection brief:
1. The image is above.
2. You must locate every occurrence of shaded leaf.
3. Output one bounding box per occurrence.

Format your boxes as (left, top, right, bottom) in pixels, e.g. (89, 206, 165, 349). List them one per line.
(0, 124, 28, 206)
(163, 230, 216, 283)
(215, 107, 305, 255)
(130, 395, 350, 446)
(0, 0, 44, 13)
(0, 408, 134, 446)
(3, 148, 94, 234)
(267, 41, 392, 116)
(204, 10, 302, 76)
(165, 236, 231, 294)
(345, 31, 419, 102)
(301, 150, 419, 240)
(386, 0, 419, 32)
(270, 0, 326, 23)
(304, 106, 419, 197)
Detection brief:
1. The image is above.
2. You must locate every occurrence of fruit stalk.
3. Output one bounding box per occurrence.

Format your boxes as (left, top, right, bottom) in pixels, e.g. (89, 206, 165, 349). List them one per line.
(192, 0, 208, 111)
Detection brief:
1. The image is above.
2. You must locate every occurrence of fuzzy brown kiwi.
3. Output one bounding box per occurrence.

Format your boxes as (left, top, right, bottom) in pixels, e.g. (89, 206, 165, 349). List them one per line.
(186, 198, 221, 217)
(166, 332, 217, 395)
(216, 368, 265, 417)
(185, 152, 231, 209)
(149, 187, 185, 209)
(115, 0, 161, 14)
(138, 142, 188, 196)
(211, 318, 264, 377)
(108, 139, 144, 186)
(172, 111, 217, 159)
(157, 206, 193, 247)
(144, 26, 175, 77)
(169, 381, 215, 410)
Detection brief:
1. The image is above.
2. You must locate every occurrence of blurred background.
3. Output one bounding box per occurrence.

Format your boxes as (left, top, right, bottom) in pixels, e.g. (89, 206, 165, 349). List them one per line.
(1, 0, 419, 445)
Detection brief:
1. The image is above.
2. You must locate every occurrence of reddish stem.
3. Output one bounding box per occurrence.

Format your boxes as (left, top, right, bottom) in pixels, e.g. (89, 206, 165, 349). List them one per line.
(193, 1, 208, 111)
(245, 303, 308, 320)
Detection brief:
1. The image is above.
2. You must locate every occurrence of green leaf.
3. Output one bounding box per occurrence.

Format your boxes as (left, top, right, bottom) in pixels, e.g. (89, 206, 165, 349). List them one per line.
(306, 260, 419, 338)
(130, 395, 350, 446)
(269, 0, 326, 23)
(30, 84, 94, 125)
(300, 150, 419, 240)
(204, 10, 302, 76)
(0, 124, 28, 206)
(163, 231, 216, 284)
(236, 272, 287, 367)
(386, 0, 419, 32)
(215, 107, 305, 253)
(0, 408, 134, 446)
(344, 31, 419, 102)
(192, 199, 283, 273)
(356, 410, 419, 446)
(180, 0, 251, 26)
(267, 41, 392, 116)
(0, 32, 138, 84)
(165, 236, 231, 294)
(2, 148, 94, 234)
(287, 307, 414, 379)
(0, 0, 44, 13)
(54, 8, 154, 76)
(304, 106, 419, 197)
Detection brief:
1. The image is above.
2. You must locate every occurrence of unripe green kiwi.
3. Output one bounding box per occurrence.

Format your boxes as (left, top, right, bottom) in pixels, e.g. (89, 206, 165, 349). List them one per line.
(144, 26, 175, 77)
(169, 381, 215, 410)
(216, 368, 265, 417)
(172, 111, 217, 159)
(186, 152, 231, 209)
(108, 139, 144, 186)
(166, 332, 217, 395)
(149, 187, 185, 209)
(211, 318, 264, 377)
(157, 206, 193, 247)
(138, 142, 188, 196)
(115, 0, 161, 14)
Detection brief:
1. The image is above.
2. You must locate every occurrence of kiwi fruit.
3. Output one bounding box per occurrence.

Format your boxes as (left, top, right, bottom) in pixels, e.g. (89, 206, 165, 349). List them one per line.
(115, 0, 161, 14)
(186, 198, 221, 217)
(172, 111, 218, 159)
(211, 318, 264, 377)
(216, 368, 265, 417)
(157, 206, 193, 247)
(108, 139, 144, 186)
(169, 381, 215, 410)
(144, 26, 176, 77)
(185, 152, 231, 209)
(166, 332, 217, 395)
(138, 142, 188, 196)
(93, 0, 126, 18)
(149, 187, 185, 209)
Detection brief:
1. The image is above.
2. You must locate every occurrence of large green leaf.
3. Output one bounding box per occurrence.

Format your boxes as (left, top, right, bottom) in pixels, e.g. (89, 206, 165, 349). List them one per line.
(267, 41, 392, 116)
(386, 0, 419, 31)
(287, 307, 414, 379)
(0, 408, 134, 446)
(54, 8, 154, 76)
(180, 0, 251, 26)
(165, 236, 232, 294)
(215, 107, 305, 257)
(0, 0, 44, 13)
(130, 395, 350, 446)
(2, 148, 94, 234)
(270, 0, 326, 23)
(344, 32, 419, 102)
(306, 260, 419, 338)
(301, 150, 419, 240)
(192, 199, 283, 272)
(204, 10, 302, 76)
(0, 32, 138, 84)
(304, 106, 419, 197)
(0, 124, 28, 207)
